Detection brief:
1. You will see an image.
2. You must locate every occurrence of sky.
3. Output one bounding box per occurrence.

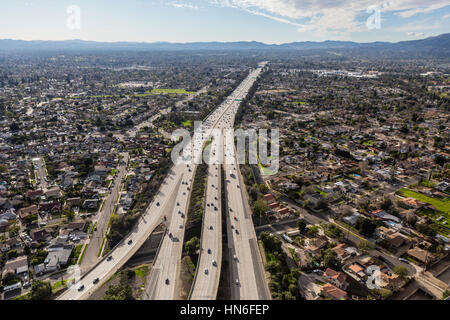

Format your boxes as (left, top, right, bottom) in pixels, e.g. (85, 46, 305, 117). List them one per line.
(0, 0, 449, 44)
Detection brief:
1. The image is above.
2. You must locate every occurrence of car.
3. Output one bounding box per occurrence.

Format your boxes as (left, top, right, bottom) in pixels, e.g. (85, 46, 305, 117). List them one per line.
(399, 258, 410, 264)
(207, 248, 211, 254)
(128, 240, 133, 245)
(204, 268, 209, 275)
(107, 256, 113, 261)
(212, 260, 217, 267)
(165, 278, 170, 285)
(93, 278, 99, 284)
(78, 285, 85, 291)
(312, 269, 322, 275)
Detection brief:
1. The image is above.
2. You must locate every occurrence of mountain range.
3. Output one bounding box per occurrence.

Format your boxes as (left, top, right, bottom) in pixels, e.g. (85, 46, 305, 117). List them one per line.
(0, 33, 449, 57)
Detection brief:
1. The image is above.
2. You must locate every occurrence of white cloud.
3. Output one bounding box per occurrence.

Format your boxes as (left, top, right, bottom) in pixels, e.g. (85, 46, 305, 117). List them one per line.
(206, 0, 450, 34)
(170, 2, 199, 10)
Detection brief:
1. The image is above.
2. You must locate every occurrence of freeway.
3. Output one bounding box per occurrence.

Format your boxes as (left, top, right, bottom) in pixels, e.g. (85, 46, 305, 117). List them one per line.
(80, 152, 130, 272)
(145, 64, 267, 300)
(58, 64, 267, 300)
(189, 130, 223, 299)
(224, 138, 271, 300)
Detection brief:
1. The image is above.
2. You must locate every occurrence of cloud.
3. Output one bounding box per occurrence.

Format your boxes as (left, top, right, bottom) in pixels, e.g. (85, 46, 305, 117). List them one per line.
(206, 0, 450, 34)
(407, 31, 425, 37)
(169, 2, 199, 10)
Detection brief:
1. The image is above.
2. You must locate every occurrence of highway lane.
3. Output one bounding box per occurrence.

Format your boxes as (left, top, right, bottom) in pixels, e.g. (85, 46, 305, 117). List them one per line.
(147, 65, 267, 300)
(58, 64, 266, 300)
(57, 163, 187, 300)
(190, 131, 223, 300)
(144, 65, 260, 300)
(189, 64, 269, 300)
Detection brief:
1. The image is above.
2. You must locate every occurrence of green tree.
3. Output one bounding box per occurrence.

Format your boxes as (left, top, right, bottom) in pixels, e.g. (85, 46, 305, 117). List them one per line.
(442, 290, 450, 300)
(31, 280, 52, 300)
(308, 225, 320, 237)
(358, 240, 375, 253)
(393, 265, 408, 280)
(184, 237, 200, 257)
(321, 249, 341, 270)
(253, 199, 268, 216)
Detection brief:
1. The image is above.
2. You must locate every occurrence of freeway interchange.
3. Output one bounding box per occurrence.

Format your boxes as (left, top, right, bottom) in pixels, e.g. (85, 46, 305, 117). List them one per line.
(58, 63, 269, 300)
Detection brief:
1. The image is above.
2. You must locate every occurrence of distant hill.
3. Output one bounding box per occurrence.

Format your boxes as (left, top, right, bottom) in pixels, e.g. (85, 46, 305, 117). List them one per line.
(0, 33, 448, 57)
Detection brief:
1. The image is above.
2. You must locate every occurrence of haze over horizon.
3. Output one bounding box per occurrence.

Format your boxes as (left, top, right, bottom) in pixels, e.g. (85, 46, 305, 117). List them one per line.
(1, 0, 449, 44)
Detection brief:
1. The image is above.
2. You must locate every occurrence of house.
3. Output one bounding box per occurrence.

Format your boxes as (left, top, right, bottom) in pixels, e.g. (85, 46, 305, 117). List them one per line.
(2, 256, 29, 278)
(66, 197, 81, 208)
(321, 283, 347, 300)
(35, 244, 74, 275)
(30, 229, 52, 242)
(25, 189, 44, 199)
(407, 247, 435, 265)
(83, 199, 100, 209)
(323, 268, 349, 290)
(45, 186, 61, 199)
(67, 222, 85, 231)
(263, 194, 276, 204)
(380, 273, 403, 291)
(402, 197, 424, 209)
(18, 205, 38, 219)
(348, 263, 366, 279)
(331, 243, 352, 261)
(305, 236, 328, 256)
(385, 233, 407, 248)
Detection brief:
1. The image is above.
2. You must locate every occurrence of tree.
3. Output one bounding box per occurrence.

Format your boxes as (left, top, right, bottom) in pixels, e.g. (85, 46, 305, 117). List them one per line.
(184, 237, 200, 257)
(442, 290, 450, 300)
(321, 249, 341, 270)
(296, 219, 307, 233)
(308, 225, 320, 237)
(253, 199, 268, 217)
(104, 284, 134, 300)
(393, 265, 408, 280)
(31, 280, 52, 300)
(358, 240, 375, 253)
(355, 216, 377, 237)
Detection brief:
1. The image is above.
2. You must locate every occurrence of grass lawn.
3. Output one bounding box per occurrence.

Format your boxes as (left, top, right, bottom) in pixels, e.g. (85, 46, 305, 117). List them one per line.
(78, 244, 88, 264)
(70, 244, 83, 265)
(52, 280, 68, 292)
(134, 265, 149, 279)
(182, 119, 192, 127)
(151, 89, 194, 94)
(398, 188, 450, 213)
